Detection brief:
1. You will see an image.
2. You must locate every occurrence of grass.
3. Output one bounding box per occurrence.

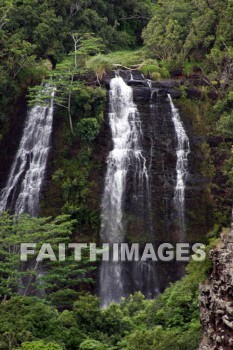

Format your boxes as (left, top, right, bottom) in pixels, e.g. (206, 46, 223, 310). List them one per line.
(86, 49, 145, 78)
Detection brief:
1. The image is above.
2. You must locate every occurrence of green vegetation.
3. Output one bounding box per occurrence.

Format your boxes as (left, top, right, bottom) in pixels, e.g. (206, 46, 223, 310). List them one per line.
(0, 0, 152, 128)
(0, 250, 212, 350)
(0, 213, 94, 308)
(143, 0, 233, 65)
(86, 50, 144, 77)
(19, 341, 62, 350)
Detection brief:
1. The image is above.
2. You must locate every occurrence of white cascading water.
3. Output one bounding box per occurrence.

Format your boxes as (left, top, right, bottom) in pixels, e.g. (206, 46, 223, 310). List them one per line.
(0, 87, 55, 217)
(100, 76, 151, 307)
(168, 94, 190, 238)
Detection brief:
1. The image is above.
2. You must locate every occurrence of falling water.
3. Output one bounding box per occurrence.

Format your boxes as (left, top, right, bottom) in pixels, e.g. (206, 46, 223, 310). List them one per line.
(100, 76, 152, 307)
(0, 87, 55, 217)
(168, 94, 190, 238)
(147, 79, 152, 88)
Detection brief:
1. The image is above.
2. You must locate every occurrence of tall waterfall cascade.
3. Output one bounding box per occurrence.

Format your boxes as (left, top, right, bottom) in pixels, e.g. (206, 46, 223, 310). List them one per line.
(168, 94, 190, 238)
(0, 87, 55, 217)
(100, 76, 156, 307)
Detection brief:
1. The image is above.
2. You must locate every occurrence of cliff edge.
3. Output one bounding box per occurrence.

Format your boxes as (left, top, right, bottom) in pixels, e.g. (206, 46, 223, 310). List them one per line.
(198, 229, 233, 349)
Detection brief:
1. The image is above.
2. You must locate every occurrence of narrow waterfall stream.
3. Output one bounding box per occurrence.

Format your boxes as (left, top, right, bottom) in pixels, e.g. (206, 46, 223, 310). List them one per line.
(168, 95, 190, 239)
(100, 76, 155, 307)
(0, 88, 55, 216)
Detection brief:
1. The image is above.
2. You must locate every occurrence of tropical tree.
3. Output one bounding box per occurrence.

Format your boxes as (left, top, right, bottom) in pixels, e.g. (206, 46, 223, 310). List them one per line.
(29, 33, 104, 133)
(0, 213, 94, 306)
(142, 0, 194, 60)
(19, 341, 62, 350)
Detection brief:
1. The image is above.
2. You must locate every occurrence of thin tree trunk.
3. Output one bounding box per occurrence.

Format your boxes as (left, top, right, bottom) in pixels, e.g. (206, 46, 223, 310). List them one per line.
(23, 261, 39, 297)
(68, 91, 74, 134)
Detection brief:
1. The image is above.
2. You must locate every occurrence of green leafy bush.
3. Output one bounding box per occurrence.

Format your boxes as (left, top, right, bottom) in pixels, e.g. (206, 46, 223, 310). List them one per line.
(77, 118, 101, 143)
(216, 112, 233, 137)
(80, 339, 110, 350)
(19, 340, 62, 350)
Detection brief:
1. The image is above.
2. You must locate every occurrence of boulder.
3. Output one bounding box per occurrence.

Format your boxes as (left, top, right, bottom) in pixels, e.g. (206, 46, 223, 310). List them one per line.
(166, 88, 182, 99)
(170, 68, 184, 78)
(128, 80, 149, 87)
(151, 79, 181, 89)
(185, 88, 203, 99)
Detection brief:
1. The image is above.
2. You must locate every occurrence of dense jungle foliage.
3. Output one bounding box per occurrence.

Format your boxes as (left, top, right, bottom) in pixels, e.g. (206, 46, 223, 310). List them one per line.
(0, 0, 233, 349)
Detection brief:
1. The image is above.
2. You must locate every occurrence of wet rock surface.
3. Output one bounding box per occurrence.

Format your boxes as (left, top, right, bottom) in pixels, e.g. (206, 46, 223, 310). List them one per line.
(101, 70, 214, 295)
(103, 70, 218, 100)
(198, 230, 233, 350)
(0, 92, 27, 190)
(114, 70, 212, 244)
(151, 79, 181, 89)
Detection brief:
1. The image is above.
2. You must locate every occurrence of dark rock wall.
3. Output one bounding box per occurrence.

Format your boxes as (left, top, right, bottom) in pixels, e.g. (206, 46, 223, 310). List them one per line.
(0, 92, 27, 190)
(198, 229, 233, 350)
(101, 71, 214, 294)
(104, 70, 214, 241)
(125, 86, 177, 244)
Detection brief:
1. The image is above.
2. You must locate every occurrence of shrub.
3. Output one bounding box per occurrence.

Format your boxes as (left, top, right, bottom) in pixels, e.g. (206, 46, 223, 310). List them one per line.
(80, 339, 110, 350)
(77, 118, 101, 143)
(216, 112, 233, 137)
(19, 340, 62, 350)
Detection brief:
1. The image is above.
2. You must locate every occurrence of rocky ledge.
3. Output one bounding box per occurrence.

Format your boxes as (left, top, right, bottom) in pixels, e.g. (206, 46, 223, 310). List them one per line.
(198, 228, 233, 350)
(102, 70, 218, 100)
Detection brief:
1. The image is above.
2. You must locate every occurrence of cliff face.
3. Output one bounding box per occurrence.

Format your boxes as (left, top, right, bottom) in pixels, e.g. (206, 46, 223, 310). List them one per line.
(2, 71, 231, 299)
(199, 229, 233, 350)
(104, 71, 214, 246)
(101, 71, 214, 296)
(0, 92, 27, 190)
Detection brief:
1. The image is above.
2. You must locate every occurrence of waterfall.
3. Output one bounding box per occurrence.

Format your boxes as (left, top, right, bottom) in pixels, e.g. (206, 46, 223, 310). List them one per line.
(0, 87, 55, 217)
(168, 95, 190, 238)
(100, 76, 153, 307)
